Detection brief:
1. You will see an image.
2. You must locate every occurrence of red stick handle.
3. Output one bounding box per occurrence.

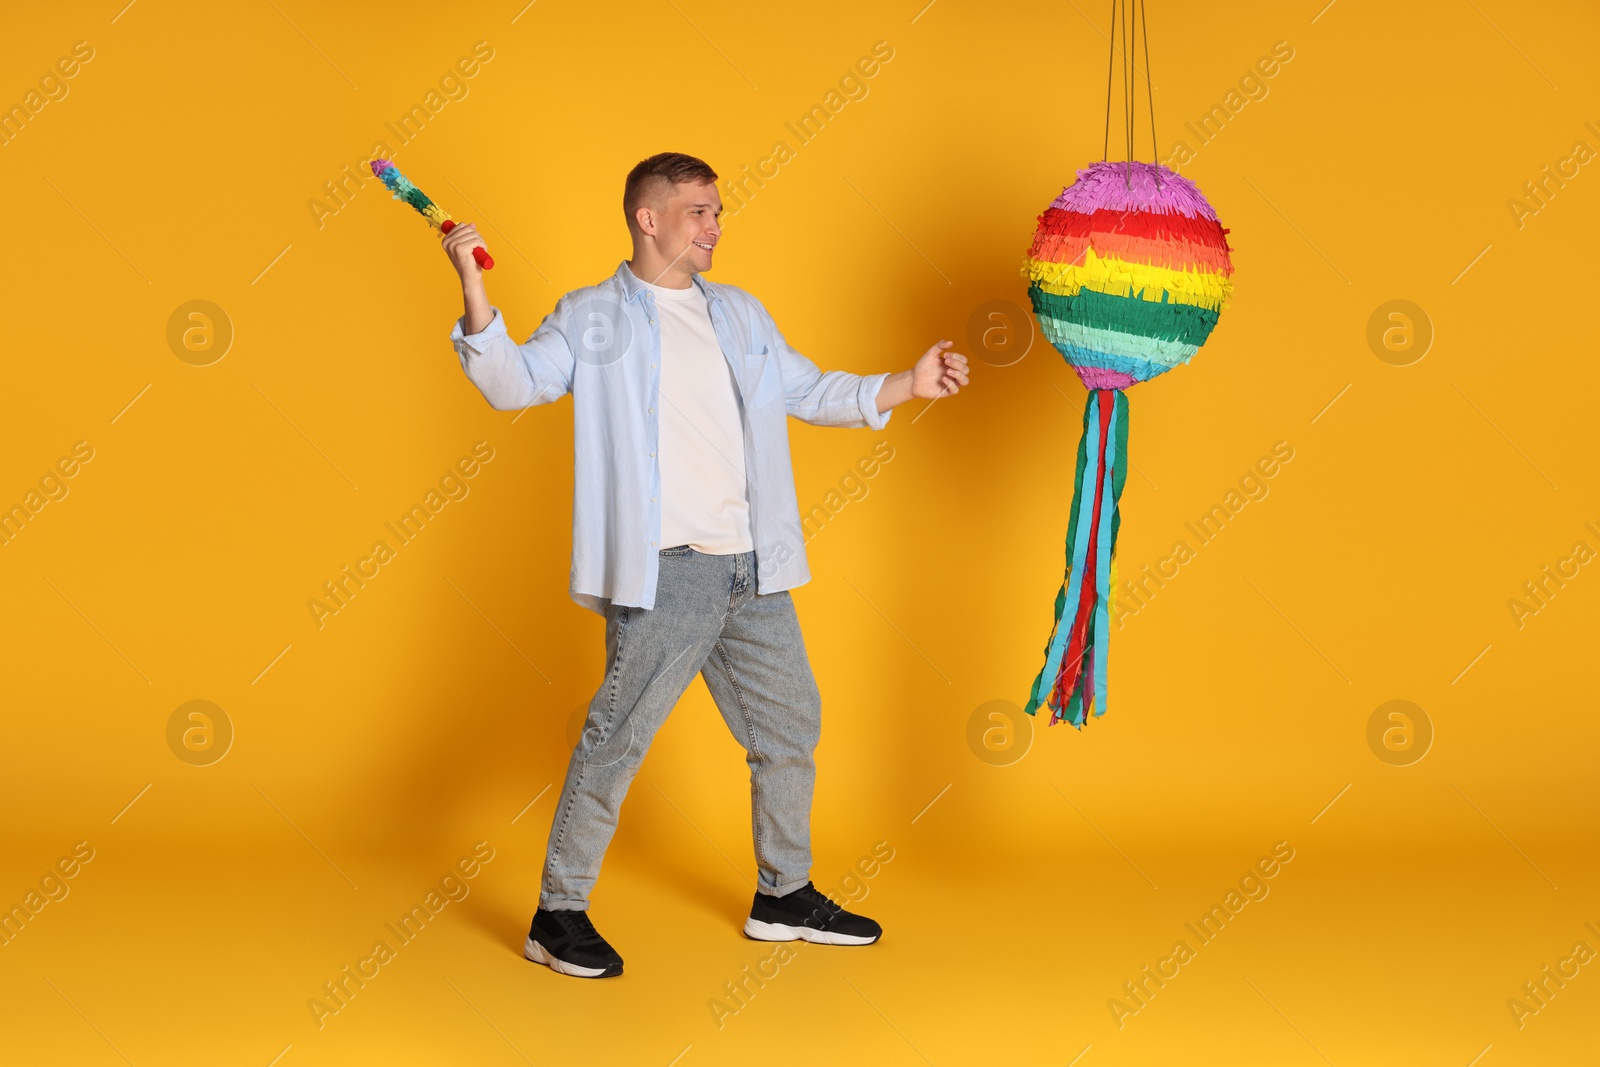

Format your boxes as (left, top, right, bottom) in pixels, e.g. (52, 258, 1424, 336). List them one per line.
(440, 219, 495, 270)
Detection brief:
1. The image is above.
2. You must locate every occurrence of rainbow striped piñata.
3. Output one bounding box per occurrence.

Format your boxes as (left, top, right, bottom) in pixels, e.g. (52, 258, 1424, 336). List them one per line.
(1022, 160, 1235, 728)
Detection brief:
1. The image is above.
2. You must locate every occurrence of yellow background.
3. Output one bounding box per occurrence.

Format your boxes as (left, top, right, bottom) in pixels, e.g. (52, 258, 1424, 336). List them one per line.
(3, 0, 1597, 1063)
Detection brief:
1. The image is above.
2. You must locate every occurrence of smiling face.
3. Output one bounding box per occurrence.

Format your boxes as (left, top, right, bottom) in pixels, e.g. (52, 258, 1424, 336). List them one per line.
(632, 178, 723, 283)
(659, 178, 723, 272)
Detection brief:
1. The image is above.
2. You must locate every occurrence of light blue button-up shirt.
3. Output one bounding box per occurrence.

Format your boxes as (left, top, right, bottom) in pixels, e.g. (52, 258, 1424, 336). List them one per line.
(450, 260, 893, 615)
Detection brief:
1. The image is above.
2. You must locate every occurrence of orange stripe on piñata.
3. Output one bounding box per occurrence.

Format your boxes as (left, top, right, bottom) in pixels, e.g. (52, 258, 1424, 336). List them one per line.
(1035, 229, 1234, 275)
(1029, 207, 1233, 264)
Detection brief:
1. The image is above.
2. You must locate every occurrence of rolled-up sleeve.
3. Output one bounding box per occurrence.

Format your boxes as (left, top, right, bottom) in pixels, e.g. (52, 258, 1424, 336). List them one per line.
(766, 313, 894, 431)
(450, 302, 576, 411)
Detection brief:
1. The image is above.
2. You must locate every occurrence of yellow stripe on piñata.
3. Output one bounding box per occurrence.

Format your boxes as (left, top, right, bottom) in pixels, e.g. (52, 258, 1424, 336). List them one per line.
(423, 203, 451, 229)
(1026, 246, 1234, 312)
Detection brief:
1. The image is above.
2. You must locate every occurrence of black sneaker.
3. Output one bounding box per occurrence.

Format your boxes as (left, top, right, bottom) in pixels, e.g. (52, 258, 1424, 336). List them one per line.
(523, 908, 624, 978)
(743, 881, 882, 945)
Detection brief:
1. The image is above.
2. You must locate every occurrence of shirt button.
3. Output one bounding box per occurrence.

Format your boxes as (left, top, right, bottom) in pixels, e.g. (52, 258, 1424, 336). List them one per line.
(648, 319, 656, 325)
(648, 407, 654, 413)
(651, 497, 656, 502)
(649, 451, 655, 457)
(650, 363, 656, 368)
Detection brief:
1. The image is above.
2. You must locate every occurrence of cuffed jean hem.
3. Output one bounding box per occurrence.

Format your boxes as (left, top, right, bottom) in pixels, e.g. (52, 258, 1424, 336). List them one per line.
(758, 876, 813, 898)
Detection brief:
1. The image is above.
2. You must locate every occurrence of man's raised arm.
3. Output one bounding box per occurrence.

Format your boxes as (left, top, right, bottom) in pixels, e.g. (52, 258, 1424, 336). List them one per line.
(443, 222, 575, 412)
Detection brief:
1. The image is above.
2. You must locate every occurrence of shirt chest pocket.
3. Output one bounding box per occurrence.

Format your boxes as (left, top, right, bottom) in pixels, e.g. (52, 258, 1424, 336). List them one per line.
(739, 345, 782, 410)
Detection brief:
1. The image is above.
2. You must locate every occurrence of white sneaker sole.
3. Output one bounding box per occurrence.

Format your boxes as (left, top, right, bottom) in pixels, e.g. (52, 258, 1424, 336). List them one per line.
(523, 935, 618, 978)
(743, 917, 879, 945)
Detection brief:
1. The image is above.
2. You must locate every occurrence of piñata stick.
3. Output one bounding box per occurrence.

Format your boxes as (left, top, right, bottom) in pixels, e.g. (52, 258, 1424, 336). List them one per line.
(369, 159, 495, 270)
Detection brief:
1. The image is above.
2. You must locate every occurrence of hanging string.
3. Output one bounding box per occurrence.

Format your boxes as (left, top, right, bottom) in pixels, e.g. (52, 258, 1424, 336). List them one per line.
(1120, 0, 1131, 187)
(1096, 0, 1159, 189)
(1139, 0, 1159, 186)
(1101, 0, 1116, 161)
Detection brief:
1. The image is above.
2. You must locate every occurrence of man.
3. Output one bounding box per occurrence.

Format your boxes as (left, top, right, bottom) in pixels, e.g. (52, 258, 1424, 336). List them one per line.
(444, 152, 969, 979)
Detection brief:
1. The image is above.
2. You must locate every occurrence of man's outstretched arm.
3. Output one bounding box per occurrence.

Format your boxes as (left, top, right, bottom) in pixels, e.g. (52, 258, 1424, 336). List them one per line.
(766, 304, 972, 428)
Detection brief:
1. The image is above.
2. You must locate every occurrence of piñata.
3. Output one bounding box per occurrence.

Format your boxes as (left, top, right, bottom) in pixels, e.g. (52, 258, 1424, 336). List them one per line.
(1022, 159, 1234, 727)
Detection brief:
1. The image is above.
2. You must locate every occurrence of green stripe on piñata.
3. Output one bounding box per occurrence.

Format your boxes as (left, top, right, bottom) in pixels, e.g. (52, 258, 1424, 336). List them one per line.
(1035, 316, 1199, 368)
(1029, 284, 1220, 347)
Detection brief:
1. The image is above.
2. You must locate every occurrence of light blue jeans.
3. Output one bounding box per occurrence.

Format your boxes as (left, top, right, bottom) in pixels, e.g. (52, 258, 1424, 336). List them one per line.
(540, 547, 822, 911)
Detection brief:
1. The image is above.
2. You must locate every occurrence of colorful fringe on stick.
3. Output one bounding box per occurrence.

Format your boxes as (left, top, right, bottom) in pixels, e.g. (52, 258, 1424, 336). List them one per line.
(369, 159, 494, 270)
(1022, 161, 1234, 727)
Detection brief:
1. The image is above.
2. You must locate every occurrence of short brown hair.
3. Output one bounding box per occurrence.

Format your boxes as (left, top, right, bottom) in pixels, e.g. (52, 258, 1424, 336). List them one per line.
(623, 152, 718, 232)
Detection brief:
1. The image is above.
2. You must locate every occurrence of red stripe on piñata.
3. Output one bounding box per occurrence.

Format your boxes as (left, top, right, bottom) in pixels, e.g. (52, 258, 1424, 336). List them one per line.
(1029, 207, 1233, 260)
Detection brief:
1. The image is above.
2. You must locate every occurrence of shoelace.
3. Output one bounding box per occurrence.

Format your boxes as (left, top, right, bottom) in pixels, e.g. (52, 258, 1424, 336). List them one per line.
(790, 885, 843, 924)
(552, 911, 606, 947)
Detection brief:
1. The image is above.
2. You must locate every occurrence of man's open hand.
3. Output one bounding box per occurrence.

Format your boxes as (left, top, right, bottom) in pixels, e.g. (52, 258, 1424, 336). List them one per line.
(911, 340, 970, 399)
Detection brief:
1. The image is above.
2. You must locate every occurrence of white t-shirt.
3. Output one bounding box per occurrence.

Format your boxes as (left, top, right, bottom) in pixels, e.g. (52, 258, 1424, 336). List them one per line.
(640, 276, 754, 555)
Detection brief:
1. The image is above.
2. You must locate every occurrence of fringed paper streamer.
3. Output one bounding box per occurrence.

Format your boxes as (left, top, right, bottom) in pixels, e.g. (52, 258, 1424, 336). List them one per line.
(1025, 389, 1129, 727)
(1035, 317, 1201, 368)
(1054, 161, 1220, 219)
(1030, 285, 1220, 348)
(1021, 159, 1234, 729)
(1033, 205, 1232, 249)
(369, 159, 494, 271)
(1028, 247, 1232, 312)
(1030, 208, 1233, 274)
(1035, 230, 1234, 277)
